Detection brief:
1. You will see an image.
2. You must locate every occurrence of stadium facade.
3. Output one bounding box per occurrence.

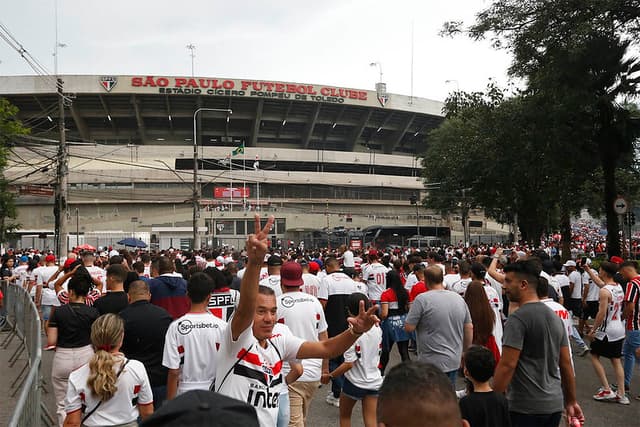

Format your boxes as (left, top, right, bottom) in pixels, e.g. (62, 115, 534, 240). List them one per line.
(0, 74, 503, 250)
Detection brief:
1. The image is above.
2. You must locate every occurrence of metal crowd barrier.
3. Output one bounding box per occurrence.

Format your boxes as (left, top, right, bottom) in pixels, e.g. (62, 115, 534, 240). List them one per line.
(1, 279, 53, 426)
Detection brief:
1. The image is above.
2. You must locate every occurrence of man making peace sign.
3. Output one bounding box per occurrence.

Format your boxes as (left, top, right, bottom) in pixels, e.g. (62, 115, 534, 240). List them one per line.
(215, 215, 380, 427)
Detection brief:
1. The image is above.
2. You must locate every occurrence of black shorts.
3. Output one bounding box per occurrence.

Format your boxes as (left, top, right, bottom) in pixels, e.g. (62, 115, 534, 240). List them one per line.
(590, 336, 624, 359)
(567, 298, 582, 317)
(581, 301, 599, 320)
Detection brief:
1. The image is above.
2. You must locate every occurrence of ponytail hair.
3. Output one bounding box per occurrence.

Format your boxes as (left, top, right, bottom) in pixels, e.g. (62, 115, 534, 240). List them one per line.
(87, 314, 125, 401)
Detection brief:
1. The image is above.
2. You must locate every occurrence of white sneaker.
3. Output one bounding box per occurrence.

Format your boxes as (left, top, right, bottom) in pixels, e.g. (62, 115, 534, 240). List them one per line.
(325, 394, 339, 407)
(615, 394, 630, 405)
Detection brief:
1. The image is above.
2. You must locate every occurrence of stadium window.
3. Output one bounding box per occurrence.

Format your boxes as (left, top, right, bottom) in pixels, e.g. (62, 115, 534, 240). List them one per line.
(235, 220, 246, 235)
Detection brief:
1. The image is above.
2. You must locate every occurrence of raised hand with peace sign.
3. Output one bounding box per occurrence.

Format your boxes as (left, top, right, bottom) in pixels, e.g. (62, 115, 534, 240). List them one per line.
(231, 214, 275, 340)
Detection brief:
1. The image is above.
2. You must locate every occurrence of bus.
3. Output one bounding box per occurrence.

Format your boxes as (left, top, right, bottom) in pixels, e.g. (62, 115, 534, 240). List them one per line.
(362, 225, 451, 249)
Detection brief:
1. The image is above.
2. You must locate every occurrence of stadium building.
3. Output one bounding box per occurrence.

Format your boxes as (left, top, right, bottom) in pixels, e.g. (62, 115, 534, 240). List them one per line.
(0, 74, 504, 250)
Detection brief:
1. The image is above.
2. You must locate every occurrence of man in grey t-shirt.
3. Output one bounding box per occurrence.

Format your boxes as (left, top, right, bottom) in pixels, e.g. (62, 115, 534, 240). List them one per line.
(494, 260, 584, 427)
(405, 266, 473, 384)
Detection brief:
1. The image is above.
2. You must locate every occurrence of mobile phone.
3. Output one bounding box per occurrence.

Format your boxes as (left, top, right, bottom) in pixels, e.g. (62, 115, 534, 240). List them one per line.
(504, 249, 512, 255)
(581, 257, 587, 265)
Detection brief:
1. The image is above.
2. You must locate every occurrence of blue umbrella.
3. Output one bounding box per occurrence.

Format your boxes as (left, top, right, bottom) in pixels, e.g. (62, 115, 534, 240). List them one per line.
(117, 237, 147, 248)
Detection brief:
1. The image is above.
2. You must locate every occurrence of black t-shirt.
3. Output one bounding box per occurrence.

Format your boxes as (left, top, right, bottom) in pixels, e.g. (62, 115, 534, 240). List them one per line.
(93, 291, 129, 315)
(119, 300, 173, 386)
(49, 303, 100, 348)
(459, 391, 511, 427)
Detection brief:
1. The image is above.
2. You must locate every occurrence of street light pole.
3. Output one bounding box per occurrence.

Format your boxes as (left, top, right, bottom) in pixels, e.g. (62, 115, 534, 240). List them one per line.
(192, 108, 232, 250)
(186, 44, 196, 77)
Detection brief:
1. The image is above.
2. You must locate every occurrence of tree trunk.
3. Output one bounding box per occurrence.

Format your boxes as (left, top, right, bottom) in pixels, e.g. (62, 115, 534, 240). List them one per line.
(602, 159, 621, 257)
(560, 208, 572, 262)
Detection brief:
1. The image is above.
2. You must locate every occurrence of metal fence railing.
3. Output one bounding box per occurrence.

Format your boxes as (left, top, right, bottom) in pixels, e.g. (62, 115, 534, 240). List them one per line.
(1, 280, 53, 426)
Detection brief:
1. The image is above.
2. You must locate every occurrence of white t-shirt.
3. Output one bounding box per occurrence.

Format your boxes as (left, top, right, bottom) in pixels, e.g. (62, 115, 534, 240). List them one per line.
(260, 275, 283, 297)
(208, 288, 240, 322)
(540, 271, 561, 298)
(301, 273, 322, 297)
(484, 285, 503, 351)
(344, 325, 383, 390)
(65, 357, 153, 427)
(451, 277, 473, 296)
(277, 291, 328, 382)
(555, 274, 570, 290)
(568, 271, 583, 299)
(362, 262, 389, 301)
(215, 322, 304, 427)
(443, 273, 461, 291)
(342, 250, 355, 268)
(34, 265, 61, 306)
(162, 312, 227, 395)
(584, 272, 600, 302)
(484, 273, 504, 306)
(316, 270, 327, 282)
(404, 273, 419, 292)
(238, 266, 269, 281)
(13, 264, 29, 289)
(85, 265, 107, 293)
(541, 298, 574, 361)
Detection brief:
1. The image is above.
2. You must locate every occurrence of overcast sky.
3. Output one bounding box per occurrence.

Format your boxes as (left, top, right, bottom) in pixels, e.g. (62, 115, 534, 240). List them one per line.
(1, 0, 512, 101)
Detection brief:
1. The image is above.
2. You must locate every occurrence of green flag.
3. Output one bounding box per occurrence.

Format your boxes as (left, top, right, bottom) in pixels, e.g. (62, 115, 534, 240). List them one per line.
(232, 143, 245, 156)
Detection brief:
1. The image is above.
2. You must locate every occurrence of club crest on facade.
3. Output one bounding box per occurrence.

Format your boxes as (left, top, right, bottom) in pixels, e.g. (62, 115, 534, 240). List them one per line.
(99, 76, 117, 92)
(377, 93, 389, 107)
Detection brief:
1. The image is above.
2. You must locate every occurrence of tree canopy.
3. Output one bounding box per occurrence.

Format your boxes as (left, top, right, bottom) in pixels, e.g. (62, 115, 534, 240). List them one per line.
(0, 97, 29, 244)
(429, 0, 640, 255)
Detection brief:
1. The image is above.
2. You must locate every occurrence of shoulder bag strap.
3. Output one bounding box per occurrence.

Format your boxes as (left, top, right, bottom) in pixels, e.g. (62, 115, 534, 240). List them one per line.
(81, 359, 129, 424)
(214, 344, 253, 392)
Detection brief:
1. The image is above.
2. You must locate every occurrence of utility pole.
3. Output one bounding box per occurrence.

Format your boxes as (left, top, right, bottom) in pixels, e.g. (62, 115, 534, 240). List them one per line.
(55, 77, 68, 256)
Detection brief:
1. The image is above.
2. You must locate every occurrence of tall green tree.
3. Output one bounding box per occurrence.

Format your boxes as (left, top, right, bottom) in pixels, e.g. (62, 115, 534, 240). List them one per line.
(442, 0, 640, 256)
(0, 97, 29, 244)
(422, 85, 592, 242)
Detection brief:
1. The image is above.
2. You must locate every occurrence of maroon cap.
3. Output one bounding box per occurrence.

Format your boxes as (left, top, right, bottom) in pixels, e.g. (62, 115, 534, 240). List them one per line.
(45, 254, 56, 263)
(368, 249, 379, 258)
(611, 256, 624, 265)
(280, 261, 304, 287)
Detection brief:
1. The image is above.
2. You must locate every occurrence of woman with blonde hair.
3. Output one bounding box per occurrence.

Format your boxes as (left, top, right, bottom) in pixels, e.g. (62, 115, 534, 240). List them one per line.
(63, 313, 153, 426)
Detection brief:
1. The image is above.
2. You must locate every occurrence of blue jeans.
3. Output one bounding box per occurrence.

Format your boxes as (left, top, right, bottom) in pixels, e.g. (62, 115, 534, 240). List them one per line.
(329, 355, 344, 398)
(623, 330, 640, 388)
(570, 325, 587, 349)
(277, 392, 290, 427)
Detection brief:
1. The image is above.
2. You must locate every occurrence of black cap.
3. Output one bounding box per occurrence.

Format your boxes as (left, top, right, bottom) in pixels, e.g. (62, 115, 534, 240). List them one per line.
(140, 390, 259, 427)
(267, 254, 283, 266)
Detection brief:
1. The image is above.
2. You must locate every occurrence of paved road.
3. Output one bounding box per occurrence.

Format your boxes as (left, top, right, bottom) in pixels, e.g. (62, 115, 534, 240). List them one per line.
(2, 328, 640, 426)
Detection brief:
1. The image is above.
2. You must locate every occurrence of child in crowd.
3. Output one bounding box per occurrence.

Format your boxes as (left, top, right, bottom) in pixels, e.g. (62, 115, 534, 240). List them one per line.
(459, 346, 511, 427)
(323, 293, 382, 427)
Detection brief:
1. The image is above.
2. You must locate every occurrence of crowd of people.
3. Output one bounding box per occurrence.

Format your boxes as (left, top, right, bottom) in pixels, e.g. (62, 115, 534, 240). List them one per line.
(1, 215, 640, 427)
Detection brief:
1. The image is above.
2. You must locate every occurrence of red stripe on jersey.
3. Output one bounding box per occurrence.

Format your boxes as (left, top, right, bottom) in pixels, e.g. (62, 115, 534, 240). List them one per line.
(209, 307, 223, 319)
(272, 360, 283, 376)
(238, 349, 263, 367)
(177, 345, 184, 354)
(134, 385, 141, 394)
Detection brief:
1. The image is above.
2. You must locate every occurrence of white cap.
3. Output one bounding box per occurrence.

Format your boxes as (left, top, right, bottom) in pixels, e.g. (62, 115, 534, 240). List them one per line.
(109, 249, 119, 257)
(564, 260, 577, 267)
